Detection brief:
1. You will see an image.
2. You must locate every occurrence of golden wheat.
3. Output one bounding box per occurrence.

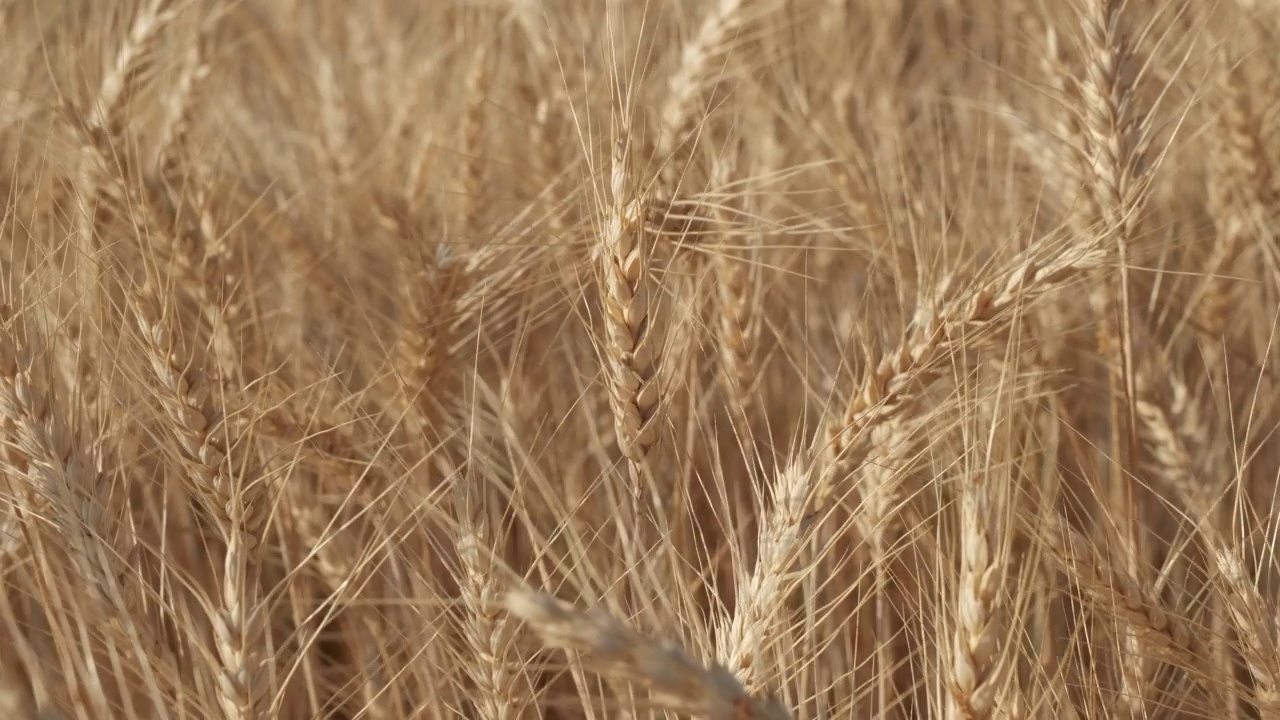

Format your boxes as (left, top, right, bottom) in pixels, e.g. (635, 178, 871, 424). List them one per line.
(6, 0, 1280, 718)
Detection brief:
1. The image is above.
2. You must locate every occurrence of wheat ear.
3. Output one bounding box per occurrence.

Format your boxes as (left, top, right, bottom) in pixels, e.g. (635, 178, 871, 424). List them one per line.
(709, 148, 761, 428)
(598, 135, 663, 487)
(1074, 9, 1153, 639)
(505, 587, 792, 720)
(1040, 514, 1213, 685)
(393, 240, 467, 429)
(1134, 368, 1280, 718)
(824, 235, 1108, 495)
(948, 396, 1012, 720)
(0, 300, 132, 617)
(453, 473, 526, 720)
(462, 43, 491, 234)
(715, 460, 811, 693)
(130, 287, 268, 719)
(153, 8, 221, 173)
(79, 0, 183, 232)
(657, 0, 780, 195)
(1195, 52, 1274, 372)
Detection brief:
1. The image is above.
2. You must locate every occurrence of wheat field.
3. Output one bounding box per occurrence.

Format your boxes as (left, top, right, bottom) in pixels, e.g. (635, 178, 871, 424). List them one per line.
(2, 0, 1279, 717)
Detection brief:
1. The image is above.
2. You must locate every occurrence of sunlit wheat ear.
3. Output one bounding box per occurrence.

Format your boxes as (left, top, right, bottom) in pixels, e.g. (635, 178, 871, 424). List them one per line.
(947, 389, 1015, 720)
(597, 135, 663, 487)
(504, 588, 792, 720)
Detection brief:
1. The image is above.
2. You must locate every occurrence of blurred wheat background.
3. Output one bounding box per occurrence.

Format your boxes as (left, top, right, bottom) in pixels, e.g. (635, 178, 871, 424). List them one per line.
(0, 0, 1277, 717)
